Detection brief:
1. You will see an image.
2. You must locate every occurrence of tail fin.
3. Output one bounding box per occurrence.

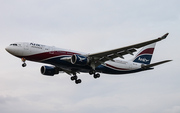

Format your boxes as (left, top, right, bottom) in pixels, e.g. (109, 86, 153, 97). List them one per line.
(131, 43, 156, 64)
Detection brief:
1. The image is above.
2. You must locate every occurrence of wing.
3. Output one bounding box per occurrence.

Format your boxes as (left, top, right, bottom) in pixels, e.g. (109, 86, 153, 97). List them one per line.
(88, 33, 169, 67)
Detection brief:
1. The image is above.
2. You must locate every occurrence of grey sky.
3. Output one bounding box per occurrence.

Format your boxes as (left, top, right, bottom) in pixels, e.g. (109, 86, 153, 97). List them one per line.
(0, 0, 180, 113)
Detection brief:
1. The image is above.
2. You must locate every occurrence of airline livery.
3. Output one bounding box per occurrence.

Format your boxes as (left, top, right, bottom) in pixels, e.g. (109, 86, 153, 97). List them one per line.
(5, 33, 172, 84)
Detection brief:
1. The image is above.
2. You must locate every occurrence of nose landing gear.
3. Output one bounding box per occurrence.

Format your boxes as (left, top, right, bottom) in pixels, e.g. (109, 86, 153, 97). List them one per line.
(21, 58, 27, 67)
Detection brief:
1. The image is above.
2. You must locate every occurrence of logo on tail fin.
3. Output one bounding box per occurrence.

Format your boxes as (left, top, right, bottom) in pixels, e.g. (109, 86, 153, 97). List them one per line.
(132, 43, 156, 64)
(133, 55, 152, 64)
(138, 57, 149, 62)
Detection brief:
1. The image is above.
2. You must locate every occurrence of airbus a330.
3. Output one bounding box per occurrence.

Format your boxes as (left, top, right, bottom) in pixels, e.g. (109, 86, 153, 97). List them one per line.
(5, 33, 172, 84)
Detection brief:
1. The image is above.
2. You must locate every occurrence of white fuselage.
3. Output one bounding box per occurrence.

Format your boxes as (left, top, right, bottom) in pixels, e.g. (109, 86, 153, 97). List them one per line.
(6, 42, 144, 74)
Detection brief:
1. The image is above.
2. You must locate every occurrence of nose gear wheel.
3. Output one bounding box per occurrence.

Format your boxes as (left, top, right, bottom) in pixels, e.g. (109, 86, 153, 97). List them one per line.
(22, 63, 27, 67)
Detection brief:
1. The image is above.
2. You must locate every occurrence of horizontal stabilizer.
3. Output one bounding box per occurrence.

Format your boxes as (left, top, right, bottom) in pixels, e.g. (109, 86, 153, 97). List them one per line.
(141, 60, 172, 69)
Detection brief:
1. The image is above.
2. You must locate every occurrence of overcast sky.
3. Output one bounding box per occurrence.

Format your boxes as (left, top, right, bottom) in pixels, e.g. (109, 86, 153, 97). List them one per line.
(0, 0, 180, 113)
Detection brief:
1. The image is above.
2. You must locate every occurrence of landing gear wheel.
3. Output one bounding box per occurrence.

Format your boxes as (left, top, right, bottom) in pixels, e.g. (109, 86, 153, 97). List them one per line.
(22, 63, 27, 67)
(70, 75, 77, 81)
(75, 79, 82, 84)
(89, 70, 95, 75)
(70, 74, 82, 84)
(94, 73, 100, 79)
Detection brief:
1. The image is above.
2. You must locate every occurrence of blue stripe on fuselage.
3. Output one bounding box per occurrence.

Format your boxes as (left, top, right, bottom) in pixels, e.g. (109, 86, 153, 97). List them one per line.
(40, 56, 153, 74)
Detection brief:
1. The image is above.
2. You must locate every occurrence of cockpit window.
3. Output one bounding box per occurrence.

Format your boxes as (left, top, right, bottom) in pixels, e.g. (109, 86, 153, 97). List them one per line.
(10, 44, 18, 46)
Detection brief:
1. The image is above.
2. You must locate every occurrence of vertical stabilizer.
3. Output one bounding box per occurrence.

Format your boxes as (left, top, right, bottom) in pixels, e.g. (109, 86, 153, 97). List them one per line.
(131, 43, 156, 64)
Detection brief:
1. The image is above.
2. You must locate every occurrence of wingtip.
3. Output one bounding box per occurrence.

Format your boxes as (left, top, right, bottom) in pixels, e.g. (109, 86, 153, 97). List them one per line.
(164, 32, 169, 37)
(160, 33, 169, 39)
(161, 60, 173, 64)
(167, 60, 173, 62)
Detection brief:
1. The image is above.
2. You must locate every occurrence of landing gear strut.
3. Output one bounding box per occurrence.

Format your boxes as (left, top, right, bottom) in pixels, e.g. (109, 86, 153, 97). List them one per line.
(21, 58, 27, 67)
(70, 74, 82, 84)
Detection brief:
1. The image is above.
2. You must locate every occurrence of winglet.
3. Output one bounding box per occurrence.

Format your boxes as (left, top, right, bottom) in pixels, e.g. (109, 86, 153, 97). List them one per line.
(159, 33, 169, 40)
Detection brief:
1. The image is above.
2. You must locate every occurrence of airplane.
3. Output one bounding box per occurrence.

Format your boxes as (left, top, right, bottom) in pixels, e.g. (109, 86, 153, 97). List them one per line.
(5, 33, 172, 84)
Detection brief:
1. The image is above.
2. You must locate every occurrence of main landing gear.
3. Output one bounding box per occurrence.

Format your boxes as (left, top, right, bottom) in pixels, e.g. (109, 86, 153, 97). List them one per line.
(70, 70, 100, 84)
(89, 70, 100, 79)
(21, 58, 27, 67)
(70, 74, 82, 84)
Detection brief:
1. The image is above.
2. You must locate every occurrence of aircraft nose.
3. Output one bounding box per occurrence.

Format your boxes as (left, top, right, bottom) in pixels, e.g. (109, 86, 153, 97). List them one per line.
(5, 46, 16, 54)
(5, 46, 10, 52)
(5, 44, 23, 56)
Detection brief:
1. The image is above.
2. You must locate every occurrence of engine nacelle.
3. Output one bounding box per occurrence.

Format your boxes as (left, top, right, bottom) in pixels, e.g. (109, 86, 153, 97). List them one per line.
(71, 54, 89, 66)
(41, 66, 59, 76)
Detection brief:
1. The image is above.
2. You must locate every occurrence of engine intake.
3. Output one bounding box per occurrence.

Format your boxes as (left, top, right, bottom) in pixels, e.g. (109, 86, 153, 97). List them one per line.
(71, 54, 89, 66)
(41, 66, 59, 76)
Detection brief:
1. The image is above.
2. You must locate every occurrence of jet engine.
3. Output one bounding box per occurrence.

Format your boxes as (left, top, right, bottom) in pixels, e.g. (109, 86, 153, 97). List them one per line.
(41, 66, 59, 76)
(71, 54, 89, 66)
